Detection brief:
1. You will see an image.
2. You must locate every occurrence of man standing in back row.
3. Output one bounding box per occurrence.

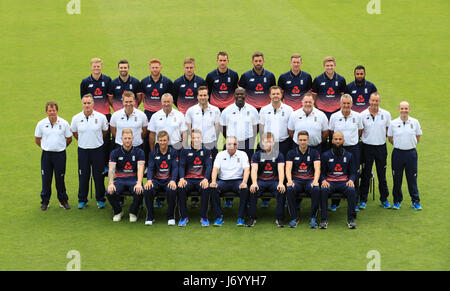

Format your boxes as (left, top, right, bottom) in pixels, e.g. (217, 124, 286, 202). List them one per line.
(238, 51, 276, 110)
(206, 51, 239, 111)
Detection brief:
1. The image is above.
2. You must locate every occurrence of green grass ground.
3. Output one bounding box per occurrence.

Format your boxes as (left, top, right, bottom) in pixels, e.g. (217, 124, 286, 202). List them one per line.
(0, 0, 449, 270)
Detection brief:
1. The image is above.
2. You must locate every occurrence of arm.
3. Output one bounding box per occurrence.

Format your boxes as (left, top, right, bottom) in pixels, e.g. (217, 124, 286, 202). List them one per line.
(134, 161, 145, 194)
(181, 130, 188, 149)
(149, 131, 156, 151)
(277, 163, 286, 194)
(416, 135, 421, 144)
(210, 167, 219, 188)
(107, 162, 117, 194)
(285, 161, 294, 187)
(240, 167, 250, 189)
(312, 160, 320, 187)
(250, 163, 259, 193)
(73, 132, 79, 140)
(66, 137, 72, 147)
(35, 137, 41, 148)
(110, 126, 117, 141)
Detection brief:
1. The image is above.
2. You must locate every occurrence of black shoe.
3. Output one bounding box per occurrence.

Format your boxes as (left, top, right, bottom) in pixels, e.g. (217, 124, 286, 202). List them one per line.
(247, 218, 256, 227)
(319, 220, 328, 229)
(347, 219, 357, 229)
(59, 201, 71, 210)
(275, 219, 285, 228)
(41, 203, 49, 211)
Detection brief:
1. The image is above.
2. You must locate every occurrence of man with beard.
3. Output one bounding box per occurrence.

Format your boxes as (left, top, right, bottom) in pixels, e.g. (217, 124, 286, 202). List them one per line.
(345, 65, 378, 113)
(108, 59, 143, 112)
(238, 52, 276, 110)
(319, 131, 357, 229)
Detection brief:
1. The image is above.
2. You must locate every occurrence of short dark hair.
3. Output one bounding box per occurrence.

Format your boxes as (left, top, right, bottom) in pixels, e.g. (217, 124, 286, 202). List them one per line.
(217, 51, 229, 59)
(269, 85, 282, 94)
(197, 85, 208, 93)
(297, 130, 309, 138)
(354, 65, 366, 73)
(118, 59, 129, 67)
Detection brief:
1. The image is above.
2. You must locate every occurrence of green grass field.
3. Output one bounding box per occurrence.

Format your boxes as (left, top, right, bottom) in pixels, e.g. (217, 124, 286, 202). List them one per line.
(1, 0, 449, 271)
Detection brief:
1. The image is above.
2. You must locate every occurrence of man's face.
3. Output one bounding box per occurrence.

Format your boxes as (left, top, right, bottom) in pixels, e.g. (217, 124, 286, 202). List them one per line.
(121, 133, 134, 147)
(290, 57, 302, 71)
(234, 89, 246, 107)
(252, 56, 264, 71)
(161, 96, 173, 111)
(122, 96, 135, 109)
(150, 62, 162, 77)
(354, 69, 366, 82)
(297, 134, 309, 148)
(302, 96, 314, 113)
(90, 62, 102, 75)
(46, 106, 58, 118)
(157, 135, 169, 148)
(332, 133, 345, 147)
(82, 97, 94, 113)
(369, 95, 380, 109)
(217, 55, 229, 70)
(324, 61, 336, 75)
(399, 103, 410, 115)
(191, 132, 203, 149)
(261, 136, 274, 152)
(197, 89, 209, 106)
(341, 97, 352, 112)
(270, 89, 282, 103)
(226, 138, 237, 154)
(184, 62, 195, 78)
(118, 63, 129, 77)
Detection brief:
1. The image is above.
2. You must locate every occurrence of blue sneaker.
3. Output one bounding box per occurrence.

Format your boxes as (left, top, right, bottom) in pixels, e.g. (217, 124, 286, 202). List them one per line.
(309, 218, 318, 229)
(213, 217, 224, 227)
(355, 206, 360, 212)
(78, 202, 87, 209)
(358, 202, 367, 210)
(380, 201, 392, 209)
(154, 200, 163, 208)
(412, 202, 423, 211)
(392, 202, 402, 210)
(236, 218, 245, 227)
(289, 219, 299, 228)
(103, 166, 108, 174)
(178, 217, 189, 227)
(97, 201, 106, 209)
(201, 218, 210, 227)
(261, 201, 269, 208)
(328, 204, 340, 211)
(224, 200, 233, 208)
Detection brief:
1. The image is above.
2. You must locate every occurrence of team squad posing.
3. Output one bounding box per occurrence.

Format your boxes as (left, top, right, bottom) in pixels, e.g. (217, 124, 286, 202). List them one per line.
(34, 52, 423, 229)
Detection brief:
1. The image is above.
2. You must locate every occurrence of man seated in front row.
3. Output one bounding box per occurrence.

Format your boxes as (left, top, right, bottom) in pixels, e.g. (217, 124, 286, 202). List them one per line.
(285, 130, 321, 229)
(249, 132, 286, 228)
(210, 136, 250, 227)
(177, 129, 213, 227)
(319, 131, 357, 229)
(143, 130, 178, 226)
(106, 129, 145, 222)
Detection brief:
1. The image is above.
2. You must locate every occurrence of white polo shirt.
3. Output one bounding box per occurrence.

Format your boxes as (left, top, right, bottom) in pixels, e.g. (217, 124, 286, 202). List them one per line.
(71, 110, 108, 149)
(259, 102, 293, 142)
(185, 103, 221, 144)
(329, 110, 363, 146)
(35, 116, 72, 152)
(360, 108, 391, 145)
(220, 103, 259, 141)
(387, 116, 422, 150)
(110, 108, 148, 146)
(288, 107, 328, 146)
(214, 149, 249, 181)
(148, 108, 187, 145)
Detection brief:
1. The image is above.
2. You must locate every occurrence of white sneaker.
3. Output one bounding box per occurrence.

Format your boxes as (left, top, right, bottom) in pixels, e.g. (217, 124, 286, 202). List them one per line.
(129, 213, 138, 222)
(113, 212, 123, 222)
(145, 220, 153, 226)
(168, 219, 176, 226)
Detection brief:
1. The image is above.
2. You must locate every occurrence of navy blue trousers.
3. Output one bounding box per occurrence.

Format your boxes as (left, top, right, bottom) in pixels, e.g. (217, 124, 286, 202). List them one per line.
(321, 181, 357, 221)
(40, 150, 68, 204)
(391, 148, 420, 204)
(248, 180, 285, 220)
(360, 143, 389, 202)
(177, 178, 210, 219)
(286, 178, 320, 220)
(77, 146, 105, 203)
(143, 179, 177, 220)
(106, 178, 143, 215)
(212, 179, 249, 219)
